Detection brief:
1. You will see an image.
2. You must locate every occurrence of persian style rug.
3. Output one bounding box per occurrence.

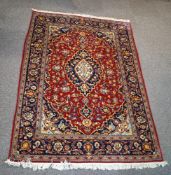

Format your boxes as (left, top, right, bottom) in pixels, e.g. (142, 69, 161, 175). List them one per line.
(6, 9, 167, 170)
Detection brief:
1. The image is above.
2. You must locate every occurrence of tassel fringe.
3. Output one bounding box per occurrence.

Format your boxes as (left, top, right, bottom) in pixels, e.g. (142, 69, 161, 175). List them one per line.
(5, 159, 168, 171)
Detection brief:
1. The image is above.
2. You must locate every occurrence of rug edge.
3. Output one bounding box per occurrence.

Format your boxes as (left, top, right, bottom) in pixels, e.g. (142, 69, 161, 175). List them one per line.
(31, 8, 130, 22)
(128, 23, 164, 160)
(5, 159, 168, 171)
(8, 11, 35, 159)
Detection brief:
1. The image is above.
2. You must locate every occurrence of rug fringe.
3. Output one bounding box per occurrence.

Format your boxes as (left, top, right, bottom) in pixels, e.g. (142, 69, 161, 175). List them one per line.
(5, 159, 167, 171)
(31, 8, 130, 22)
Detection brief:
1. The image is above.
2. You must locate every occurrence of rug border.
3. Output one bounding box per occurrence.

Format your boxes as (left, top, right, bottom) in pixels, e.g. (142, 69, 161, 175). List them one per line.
(128, 23, 164, 161)
(8, 11, 34, 159)
(32, 8, 130, 22)
(8, 9, 164, 164)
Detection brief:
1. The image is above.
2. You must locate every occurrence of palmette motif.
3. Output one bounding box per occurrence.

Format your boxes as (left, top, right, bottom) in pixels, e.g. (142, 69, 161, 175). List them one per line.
(9, 10, 163, 163)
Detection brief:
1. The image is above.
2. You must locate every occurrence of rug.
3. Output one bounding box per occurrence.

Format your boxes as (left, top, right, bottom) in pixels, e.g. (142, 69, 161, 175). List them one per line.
(6, 9, 167, 170)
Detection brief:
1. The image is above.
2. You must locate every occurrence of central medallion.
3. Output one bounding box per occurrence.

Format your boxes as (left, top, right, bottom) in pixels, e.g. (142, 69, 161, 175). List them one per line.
(75, 59, 93, 82)
(66, 50, 101, 95)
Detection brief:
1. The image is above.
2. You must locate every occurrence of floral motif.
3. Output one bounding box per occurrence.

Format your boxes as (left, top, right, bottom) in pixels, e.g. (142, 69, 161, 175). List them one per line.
(54, 142, 63, 152)
(113, 142, 122, 152)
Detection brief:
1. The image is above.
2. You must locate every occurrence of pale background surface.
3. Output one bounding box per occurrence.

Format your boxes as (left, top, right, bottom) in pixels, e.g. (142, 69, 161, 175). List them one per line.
(0, 0, 171, 174)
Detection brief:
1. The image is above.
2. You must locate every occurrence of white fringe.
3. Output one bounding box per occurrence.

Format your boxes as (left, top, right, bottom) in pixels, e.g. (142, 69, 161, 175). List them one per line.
(5, 159, 167, 171)
(31, 8, 130, 22)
